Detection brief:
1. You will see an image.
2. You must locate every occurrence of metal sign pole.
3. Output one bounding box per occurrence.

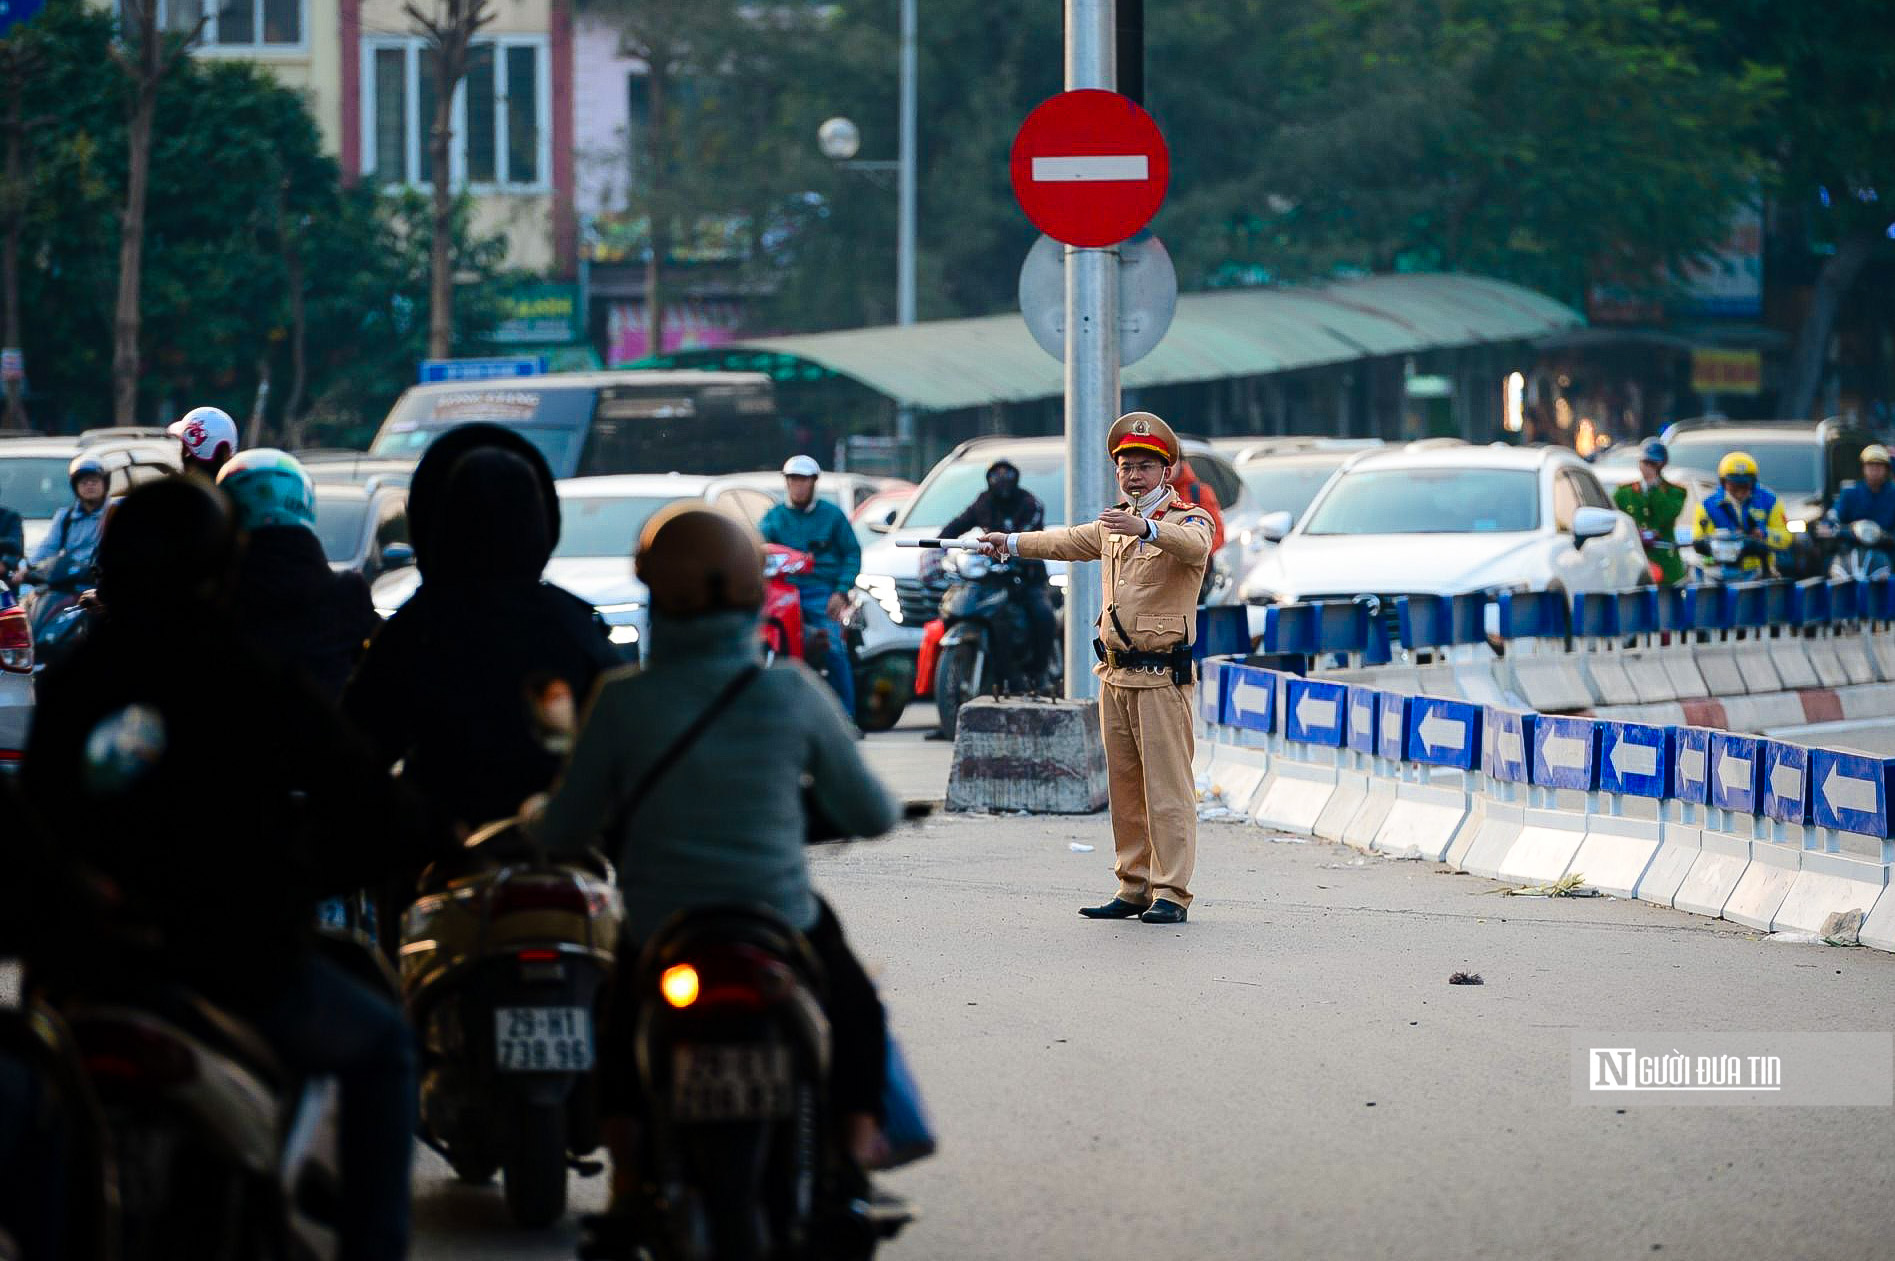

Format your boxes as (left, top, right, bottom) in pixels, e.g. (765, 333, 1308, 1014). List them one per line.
(1062, 0, 1118, 701)
(895, 0, 918, 465)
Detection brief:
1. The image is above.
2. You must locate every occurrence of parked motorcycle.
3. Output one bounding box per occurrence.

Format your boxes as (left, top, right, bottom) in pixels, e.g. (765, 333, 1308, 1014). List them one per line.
(400, 824, 623, 1228)
(1822, 518, 1895, 581)
(19, 553, 95, 673)
(930, 548, 1060, 734)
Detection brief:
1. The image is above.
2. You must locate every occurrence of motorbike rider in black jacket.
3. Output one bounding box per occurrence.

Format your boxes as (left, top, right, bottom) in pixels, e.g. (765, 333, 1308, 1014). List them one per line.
(938, 459, 1056, 677)
(219, 448, 379, 702)
(343, 424, 620, 831)
(21, 476, 454, 1261)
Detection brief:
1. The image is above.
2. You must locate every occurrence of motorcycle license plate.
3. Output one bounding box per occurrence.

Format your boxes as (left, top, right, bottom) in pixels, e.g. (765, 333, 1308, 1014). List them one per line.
(670, 1044, 796, 1121)
(494, 1007, 593, 1072)
(1711, 540, 1741, 563)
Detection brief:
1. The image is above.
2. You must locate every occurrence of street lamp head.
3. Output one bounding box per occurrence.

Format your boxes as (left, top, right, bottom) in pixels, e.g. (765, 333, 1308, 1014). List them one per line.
(817, 116, 861, 162)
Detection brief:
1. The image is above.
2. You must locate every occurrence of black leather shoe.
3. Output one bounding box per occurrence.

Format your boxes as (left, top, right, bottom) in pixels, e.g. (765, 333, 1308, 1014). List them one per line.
(1139, 899, 1188, 925)
(1079, 897, 1151, 919)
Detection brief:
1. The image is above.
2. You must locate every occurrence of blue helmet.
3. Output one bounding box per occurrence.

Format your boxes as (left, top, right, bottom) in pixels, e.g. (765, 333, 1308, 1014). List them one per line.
(216, 448, 315, 531)
(1640, 440, 1668, 466)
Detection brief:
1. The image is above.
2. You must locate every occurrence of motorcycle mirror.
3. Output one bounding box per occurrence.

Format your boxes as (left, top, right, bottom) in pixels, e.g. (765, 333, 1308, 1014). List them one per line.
(381, 541, 416, 569)
(1256, 511, 1293, 543)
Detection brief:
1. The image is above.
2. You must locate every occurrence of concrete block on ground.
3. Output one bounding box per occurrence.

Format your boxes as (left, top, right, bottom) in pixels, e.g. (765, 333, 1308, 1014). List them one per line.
(1834, 637, 1876, 686)
(1450, 663, 1510, 707)
(1871, 635, 1895, 683)
(1496, 810, 1589, 886)
(1804, 640, 1851, 689)
(1768, 642, 1820, 691)
(1312, 767, 1369, 841)
(1723, 692, 1811, 733)
(1622, 652, 1678, 703)
(1340, 778, 1399, 852)
(1204, 745, 1271, 816)
(1251, 758, 1336, 837)
(1721, 841, 1800, 930)
(1695, 648, 1749, 697)
(1731, 645, 1782, 694)
(1506, 657, 1594, 713)
(1371, 780, 1468, 862)
(1860, 882, 1895, 952)
(1663, 648, 1710, 699)
(1637, 823, 1702, 908)
(1580, 657, 1641, 707)
(1839, 683, 1895, 722)
(1672, 830, 1753, 919)
(1457, 798, 1526, 878)
(1413, 663, 1467, 700)
(1569, 816, 1663, 899)
(947, 697, 1108, 814)
(1771, 850, 1891, 937)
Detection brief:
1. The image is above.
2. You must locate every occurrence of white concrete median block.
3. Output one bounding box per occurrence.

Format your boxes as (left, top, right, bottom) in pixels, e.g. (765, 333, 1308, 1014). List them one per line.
(1250, 758, 1336, 837)
(1767, 642, 1819, 691)
(1340, 777, 1399, 852)
(1637, 824, 1702, 908)
(947, 697, 1109, 814)
(1568, 817, 1663, 899)
(1496, 810, 1589, 887)
(1804, 640, 1851, 689)
(1459, 797, 1527, 879)
(1731, 645, 1782, 695)
(1768, 850, 1890, 937)
(1622, 652, 1678, 703)
(1443, 791, 1490, 869)
(1205, 744, 1272, 817)
(1722, 691, 1809, 733)
(1581, 657, 1641, 707)
(1663, 648, 1710, 699)
(1721, 842, 1801, 931)
(1672, 830, 1753, 919)
(1371, 780, 1468, 862)
(1507, 657, 1595, 714)
(1833, 636, 1876, 686)
(1871, 634, 1895, 683)
(1313, 766, 1369, 841)
(1839, 683, 1895, 722)
(1860, 884, 1895, 953)
(1695, 648, 1748, 698)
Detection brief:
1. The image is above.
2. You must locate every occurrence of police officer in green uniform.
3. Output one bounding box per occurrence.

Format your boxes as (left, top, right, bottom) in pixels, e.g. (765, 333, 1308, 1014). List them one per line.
(1613, 440, 1688, 585)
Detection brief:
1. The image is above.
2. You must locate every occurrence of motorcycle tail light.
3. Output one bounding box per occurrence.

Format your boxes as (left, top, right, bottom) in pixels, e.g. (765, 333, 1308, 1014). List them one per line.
(490, 878, 588, 917)
(661, 963, 700, 1008)
(665, 945, 796, 1011)
(0, 608, 30, 674)
(75, 1020, 197, 1089)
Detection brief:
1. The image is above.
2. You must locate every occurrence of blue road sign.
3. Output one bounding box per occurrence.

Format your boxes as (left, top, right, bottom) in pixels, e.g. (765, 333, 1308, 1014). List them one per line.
(1809, 750, 1895, 837)
(1485, 708, 1537, 783)
(1406, 696, 1481, 769)
(1346, 686, 1378, 755)
(1376, 691, 1410, 762)
(1532, 714, 1600, 790)
(1598, 722, 1671, 799)
(1262, 604, 1319, 656)
(1221, 665, 1278, 734)
(1199, 658, 1226, 725)
(1673, 726, 1712, 804)
(1283, 677, 1347, 746)
(418, 355, 548, 383)
(0, 0, 46, 35)
(1709, 732, 1763, 814)
(1761, 741, 1810, 825)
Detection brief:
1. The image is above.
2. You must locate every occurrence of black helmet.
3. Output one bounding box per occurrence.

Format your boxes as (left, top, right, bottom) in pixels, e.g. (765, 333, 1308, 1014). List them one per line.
(986, 459, 1022, 498)
(68, 455, 107, 494)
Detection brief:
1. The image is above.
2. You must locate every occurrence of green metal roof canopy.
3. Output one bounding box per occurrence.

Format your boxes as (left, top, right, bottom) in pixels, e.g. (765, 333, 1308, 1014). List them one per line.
(693, 273, 1580, 412)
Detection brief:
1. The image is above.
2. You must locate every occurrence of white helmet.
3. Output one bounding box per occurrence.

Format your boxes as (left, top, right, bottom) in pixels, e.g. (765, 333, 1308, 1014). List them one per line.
(782, 455, 822, 477)
(169, 406, 239, 467)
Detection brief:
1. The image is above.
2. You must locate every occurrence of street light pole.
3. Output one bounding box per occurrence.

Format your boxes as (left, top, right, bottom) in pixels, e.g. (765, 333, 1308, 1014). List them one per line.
(895, 0, 918, 457)
(1063, 0, 1118, 701)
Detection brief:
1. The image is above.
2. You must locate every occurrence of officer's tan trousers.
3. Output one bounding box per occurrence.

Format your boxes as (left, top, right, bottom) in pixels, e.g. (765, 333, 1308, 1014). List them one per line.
(1100, 681, 1197, 908)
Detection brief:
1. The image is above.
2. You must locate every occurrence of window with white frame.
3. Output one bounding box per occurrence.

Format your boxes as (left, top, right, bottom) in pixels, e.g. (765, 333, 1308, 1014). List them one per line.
(126, 0, 305, 48)
(362, 37, 550, 193)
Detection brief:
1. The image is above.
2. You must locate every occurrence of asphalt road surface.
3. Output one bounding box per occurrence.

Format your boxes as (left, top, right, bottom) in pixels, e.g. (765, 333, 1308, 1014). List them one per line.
(413, 724, 1895, 1261)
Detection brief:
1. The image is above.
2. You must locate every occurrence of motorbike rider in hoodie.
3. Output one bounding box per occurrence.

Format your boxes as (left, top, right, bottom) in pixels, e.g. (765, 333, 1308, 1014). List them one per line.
(521, 503, 899, 1196)
(22, 476, 454, 1261)
(939, 458, 1056, 681)
(218, 449, 379, 701)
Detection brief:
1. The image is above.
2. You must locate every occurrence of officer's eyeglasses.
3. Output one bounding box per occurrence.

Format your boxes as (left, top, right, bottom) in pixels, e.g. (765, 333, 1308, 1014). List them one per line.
(1117, 460, 1164, 477)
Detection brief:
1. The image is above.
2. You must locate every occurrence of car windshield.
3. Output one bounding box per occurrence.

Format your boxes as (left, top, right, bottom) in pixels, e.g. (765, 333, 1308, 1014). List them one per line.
(1237, 457, 1348, 523)
(554, 494, 687, 558)
(371, 421, 579, 474)
(901, 456, 1067, 530)
(1302, 467, 1540, 535)
(312, 497, 368, 562)
(1665, 435, 1822, 496)
(0, 456, 77, 518)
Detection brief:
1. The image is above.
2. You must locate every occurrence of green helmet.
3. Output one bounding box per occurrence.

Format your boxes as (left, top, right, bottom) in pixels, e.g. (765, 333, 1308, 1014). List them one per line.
(215, 448, 315, 531)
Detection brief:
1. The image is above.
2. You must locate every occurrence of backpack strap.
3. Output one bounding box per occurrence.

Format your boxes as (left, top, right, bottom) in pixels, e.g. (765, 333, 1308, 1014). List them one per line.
(605, 665, 763, 837)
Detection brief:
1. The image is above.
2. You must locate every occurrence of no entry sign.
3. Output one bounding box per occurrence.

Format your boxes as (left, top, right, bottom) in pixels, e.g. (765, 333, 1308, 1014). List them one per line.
(1009, 89, 1170, 248)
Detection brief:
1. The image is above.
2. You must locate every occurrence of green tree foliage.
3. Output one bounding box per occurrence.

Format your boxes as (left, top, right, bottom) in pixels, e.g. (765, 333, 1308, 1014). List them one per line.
(16, 2, 506, 440)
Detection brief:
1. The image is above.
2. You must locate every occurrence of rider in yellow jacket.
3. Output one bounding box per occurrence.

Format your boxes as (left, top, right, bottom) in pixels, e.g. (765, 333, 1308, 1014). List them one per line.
(1692, 451, 1792, 576)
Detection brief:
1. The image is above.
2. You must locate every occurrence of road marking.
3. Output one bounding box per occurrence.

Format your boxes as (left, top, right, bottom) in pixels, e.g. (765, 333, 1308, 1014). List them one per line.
(1543, 733, 1590, 771)
(1770, 761, 1803, 804)
(1679, 746, 1706, 785)
(1418, 713, 1466, 752)
(1609, 737, 1659, 779)
(1717, 751, 1753, 795)
(1295, 693, 1338, 730)
(1232, 681, 1272, 716)
(1031, 154, 1150, 182)
(1822, 766, 1879, 814)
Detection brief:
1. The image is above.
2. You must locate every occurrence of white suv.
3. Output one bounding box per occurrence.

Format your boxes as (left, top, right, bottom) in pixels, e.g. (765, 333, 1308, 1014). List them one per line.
(1236, 441, 1649, 637)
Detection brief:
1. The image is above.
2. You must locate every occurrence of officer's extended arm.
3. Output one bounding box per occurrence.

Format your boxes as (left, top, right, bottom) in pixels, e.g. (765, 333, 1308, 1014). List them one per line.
(1013, 521, 1105, 563)
(1146, 514, 1211, 566)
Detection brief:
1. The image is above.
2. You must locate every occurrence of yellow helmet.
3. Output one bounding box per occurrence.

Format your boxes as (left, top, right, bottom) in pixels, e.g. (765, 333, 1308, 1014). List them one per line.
(1861, 444, 1891, 467)
(1717, 451, 1759, 481)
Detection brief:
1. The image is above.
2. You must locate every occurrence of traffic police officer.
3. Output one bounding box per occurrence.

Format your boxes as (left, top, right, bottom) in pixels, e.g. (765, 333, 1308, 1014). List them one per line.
(980, 411, 1214, 925)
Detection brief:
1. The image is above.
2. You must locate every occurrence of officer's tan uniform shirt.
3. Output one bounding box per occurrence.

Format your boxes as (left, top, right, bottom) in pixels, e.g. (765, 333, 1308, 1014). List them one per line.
(1013, 494, 1212, 908)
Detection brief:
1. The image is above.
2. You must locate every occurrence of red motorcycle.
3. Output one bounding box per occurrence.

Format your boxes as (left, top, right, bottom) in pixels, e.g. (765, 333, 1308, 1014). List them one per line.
(761, 544, 810, 664)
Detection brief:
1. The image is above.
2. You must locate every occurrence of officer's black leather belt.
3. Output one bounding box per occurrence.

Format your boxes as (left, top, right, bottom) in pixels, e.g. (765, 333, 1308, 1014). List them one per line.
(1093, 639, 1195, 684)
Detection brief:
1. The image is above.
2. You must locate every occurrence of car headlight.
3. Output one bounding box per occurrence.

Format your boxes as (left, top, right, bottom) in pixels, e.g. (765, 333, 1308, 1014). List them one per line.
(855, 574, 902, 622)
(951, 551, 993, 579)
(1048, 572, 1068, 590)
(1788, 518, 1808, 534)
(608, 625, 640, 645)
